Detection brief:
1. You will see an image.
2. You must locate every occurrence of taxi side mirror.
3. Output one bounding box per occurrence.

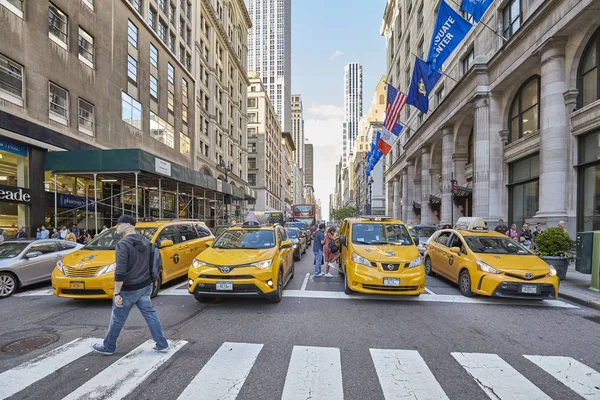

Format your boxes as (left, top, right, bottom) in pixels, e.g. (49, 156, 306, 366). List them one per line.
(340, 235, 347, 247)
(205, 239, 214, 247)
(449, 246, 461, 255)
(160, 239, 174, 248)
(280, 240, 293, 249)
(412, 236, 420, 246)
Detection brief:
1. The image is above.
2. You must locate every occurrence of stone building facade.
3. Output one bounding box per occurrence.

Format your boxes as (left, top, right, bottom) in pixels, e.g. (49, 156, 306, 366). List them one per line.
(382, 0, 600, 236)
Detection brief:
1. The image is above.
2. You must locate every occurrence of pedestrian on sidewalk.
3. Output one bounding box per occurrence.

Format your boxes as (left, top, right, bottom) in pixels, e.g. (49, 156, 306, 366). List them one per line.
(92, 215, 168, 356)
(494, 219, 508, 235)
(40, 226, 49, 239)
(519, 224, 533, 250)
(51, 228, 61, 239)
(15, 226, 27, 239)
(65, 229, 77, 242)
(313, 224, 326, 277)
(324, 226, 339, 278)
(59, 226, 67, 239)
(35, 228, 41, 239)
(507, 224, 518, 240)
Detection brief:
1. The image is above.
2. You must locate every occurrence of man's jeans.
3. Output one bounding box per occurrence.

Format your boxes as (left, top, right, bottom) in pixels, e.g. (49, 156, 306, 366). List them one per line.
(103, 284, 168, 352)
(314, 249, 323, 275)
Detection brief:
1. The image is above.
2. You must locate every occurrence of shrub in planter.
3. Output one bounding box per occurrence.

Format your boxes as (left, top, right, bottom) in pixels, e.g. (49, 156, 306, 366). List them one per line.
(535, 227, 574, 280)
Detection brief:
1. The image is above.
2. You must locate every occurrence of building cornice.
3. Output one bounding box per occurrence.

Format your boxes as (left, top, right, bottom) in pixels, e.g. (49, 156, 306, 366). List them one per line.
(235, 0, 253, 29)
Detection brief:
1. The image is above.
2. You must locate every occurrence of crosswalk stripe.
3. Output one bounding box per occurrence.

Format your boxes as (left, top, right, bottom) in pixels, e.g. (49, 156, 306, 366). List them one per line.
(281, 346, 343, 400)
(177, 342, 263, 400)
(370, 349, 449, 399)
(63, 339, 187, 400)
(452, 352, 551, 400)
(525, 355, 600, 400)
(0, 338, 96, 399)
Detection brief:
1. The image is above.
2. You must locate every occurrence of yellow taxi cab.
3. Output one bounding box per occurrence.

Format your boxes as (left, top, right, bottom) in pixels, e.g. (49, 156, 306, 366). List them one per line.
(187, 218, 294, 303)
(337, 216, 425, 295)
(52, 218, 214, 299)
(424, 217, 559, 299)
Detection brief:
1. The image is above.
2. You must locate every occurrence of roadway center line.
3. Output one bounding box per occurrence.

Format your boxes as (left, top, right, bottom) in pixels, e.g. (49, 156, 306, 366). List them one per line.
(424, 287, 436, 295)
(300, 273, 310, 291)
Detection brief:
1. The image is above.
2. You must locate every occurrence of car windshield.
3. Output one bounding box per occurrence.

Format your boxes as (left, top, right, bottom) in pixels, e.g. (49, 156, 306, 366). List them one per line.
(212, 230, 276, 249)
(464, 236, 531, 255)
(351, 224, 414, 246)
(412, 227, 438, 237)
(287, 229, 298, 238)
(0, 242, 29, 258)
(83, 227, 157, 250)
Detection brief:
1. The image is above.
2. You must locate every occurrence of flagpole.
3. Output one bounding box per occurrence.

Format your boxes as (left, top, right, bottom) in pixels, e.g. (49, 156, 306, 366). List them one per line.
(447, 0, 508, 42)
(410, 53, 458, 83)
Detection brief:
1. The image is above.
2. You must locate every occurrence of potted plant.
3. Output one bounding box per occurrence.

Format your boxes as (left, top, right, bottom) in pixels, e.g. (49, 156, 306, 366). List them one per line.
(534, 227, 574, 280)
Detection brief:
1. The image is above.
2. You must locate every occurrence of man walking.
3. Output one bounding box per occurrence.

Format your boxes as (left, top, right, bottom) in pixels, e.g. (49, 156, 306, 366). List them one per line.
(313, 224, 326, 277)
(92, 215, 168, 355)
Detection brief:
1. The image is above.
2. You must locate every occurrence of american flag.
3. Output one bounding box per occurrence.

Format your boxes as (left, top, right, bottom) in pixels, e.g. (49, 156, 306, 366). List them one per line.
(383, 84, 407, 131)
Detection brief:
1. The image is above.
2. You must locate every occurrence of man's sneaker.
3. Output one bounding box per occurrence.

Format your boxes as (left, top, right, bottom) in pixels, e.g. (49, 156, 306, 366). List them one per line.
(315, 272, 325, 277)
(153, 344, 169, 352)
(91, 343, 114, 356)
(324, 273, 333, 278)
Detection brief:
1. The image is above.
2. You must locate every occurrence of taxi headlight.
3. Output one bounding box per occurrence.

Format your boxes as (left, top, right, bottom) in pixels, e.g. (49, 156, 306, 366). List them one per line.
(547, 265, 557, 277)
(352, 252, 372, 267)
(475, 260, 502, 274)
(252, 260, 273, 270)
(192, 259, 207, 269)
(407, 255, 423, 269)
(96, 263, 116, 276)
(55, 259, 66, 275)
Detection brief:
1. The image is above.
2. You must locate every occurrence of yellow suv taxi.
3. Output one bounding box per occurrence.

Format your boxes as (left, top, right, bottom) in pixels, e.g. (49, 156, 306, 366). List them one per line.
(424, 217, 559, 299)
(188, 221, 294, 303)
(52, 219, 214, 299)
(338, 216, 425, 295)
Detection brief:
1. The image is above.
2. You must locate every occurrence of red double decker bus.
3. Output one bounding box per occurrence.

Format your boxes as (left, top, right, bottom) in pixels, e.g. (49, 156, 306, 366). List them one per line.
(291, 204, 317, 232)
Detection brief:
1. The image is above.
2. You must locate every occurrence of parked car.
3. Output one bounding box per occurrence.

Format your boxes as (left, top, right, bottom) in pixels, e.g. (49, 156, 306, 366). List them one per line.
(287, 227, 306, 261)
(286, 221, 311, 245)
(0, 239, 83, 298)
(409, 224, 439, 255)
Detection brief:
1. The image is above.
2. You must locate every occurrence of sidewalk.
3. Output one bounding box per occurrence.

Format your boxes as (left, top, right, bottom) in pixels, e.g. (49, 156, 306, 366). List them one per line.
(558, 265, 600, 310)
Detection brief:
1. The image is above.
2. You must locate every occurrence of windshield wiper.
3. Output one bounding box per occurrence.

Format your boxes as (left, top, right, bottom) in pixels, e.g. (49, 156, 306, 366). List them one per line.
(353, 240, 372, 245)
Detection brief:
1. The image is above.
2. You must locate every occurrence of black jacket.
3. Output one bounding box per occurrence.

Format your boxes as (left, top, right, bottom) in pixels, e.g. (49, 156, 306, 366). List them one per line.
(115, 234, 152, 291)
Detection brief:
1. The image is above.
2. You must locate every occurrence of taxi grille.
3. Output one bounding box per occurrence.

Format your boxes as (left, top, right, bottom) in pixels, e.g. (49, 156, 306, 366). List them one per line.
(64, 266, 103, 278)
(377, 263, 409, 272)
(362, 284, 419, 292)
(61, 289, 106, 295)
(200, 275, 255, 280)
(504, 272, 546, 281)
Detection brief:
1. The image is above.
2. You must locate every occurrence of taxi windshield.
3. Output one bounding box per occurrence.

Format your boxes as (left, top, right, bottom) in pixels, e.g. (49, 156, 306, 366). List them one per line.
(351, 224, 413, 246)
(464, 236, 530, 255)
(213, 229, 276, 249)
(83, 227, 157, 250)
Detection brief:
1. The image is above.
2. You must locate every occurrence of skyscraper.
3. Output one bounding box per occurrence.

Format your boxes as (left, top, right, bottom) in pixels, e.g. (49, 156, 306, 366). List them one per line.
(342, 62, 363, 169)
(291, 94, 304, 170)
(246, 0, 292, 132)
(304, 140, 314, 186)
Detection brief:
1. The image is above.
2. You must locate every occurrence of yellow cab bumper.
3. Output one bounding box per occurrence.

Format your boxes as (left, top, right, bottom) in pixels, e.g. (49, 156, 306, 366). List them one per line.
(52, 269, 114, 299)
(347, 261, 426, 295)
(188, 266, 278, 298)
(472, 270, 559, 299)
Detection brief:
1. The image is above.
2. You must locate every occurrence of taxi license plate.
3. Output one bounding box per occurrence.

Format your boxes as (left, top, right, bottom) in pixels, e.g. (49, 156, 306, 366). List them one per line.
(70, 281, 85, 289)
(383, 278, 400, 287)
(216, 281, 233, 291)
(521, 284, 538, 294)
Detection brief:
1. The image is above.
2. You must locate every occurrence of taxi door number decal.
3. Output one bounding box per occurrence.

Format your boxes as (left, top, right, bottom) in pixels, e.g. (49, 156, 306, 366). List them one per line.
(173, 254, 180, 264)
(448, 255, 454, 266)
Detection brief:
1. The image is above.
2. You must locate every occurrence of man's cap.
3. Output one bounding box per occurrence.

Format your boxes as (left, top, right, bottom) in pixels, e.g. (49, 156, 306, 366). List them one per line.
(117, 215, 136, 225)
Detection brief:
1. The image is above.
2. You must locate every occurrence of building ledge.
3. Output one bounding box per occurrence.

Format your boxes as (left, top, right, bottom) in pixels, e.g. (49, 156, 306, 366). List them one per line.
(571, 100, 600, 137)
(504, 131, 540, 163)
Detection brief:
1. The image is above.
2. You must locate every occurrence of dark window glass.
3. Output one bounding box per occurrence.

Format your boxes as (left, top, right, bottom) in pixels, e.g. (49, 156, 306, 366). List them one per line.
(157, 226, 180, 244)
(176, 224, 199, 241)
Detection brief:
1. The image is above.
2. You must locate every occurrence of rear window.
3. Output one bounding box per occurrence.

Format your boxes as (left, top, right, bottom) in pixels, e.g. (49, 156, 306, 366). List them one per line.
(412, 227, 438, 237)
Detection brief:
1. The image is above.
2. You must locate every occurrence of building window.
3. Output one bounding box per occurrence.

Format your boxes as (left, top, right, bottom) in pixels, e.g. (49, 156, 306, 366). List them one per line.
(48, 3, 68, 48)
(158, 21, 167, 42)
(248, 173, 256, 186)
(78, 98, 94, 135)
(502, 0, 521, 39)
(417, 37, 424, 59)
(182, 104, 188, 123)
(578, 131, 600, 231)
(127, 55, 137, 83)
(180, 132, 190, 157)
(407, 0, 412, 14)
(150, 112, 174, 148)
(248, 98, 257, 108)
(467, 128, 473, 164)
(248, 112, 257, 123)
(248, 158, 256, 169)
(167, 63, 174, 84)
(168, 91, 174, 113)
(169, 32, 176, 52)
(417, 3, 424, 29)
(127, 20, 138, 48)
(435, 85, 445, 107)
(462, 48, 474, 74)
(122, 91, 142, 130)
(578, 27, 600, 108)
(508, 76, 540, 143)
(150, 75, 158, 99)
(461, 10, 474, 24)
(405, 35, 410, 59)
(148, 8, 156, 29)
(77, 27, 94, 68)
(508, 154, 539, 229)
(248, 142, 256, 153)
(182, 78, 188, 99)
(131, 0, 142, 13)
(150, 44, 158, 68)
(49, 82, 68, 124)
(2, 0, 24, 18)
(0, 54, 24, 106)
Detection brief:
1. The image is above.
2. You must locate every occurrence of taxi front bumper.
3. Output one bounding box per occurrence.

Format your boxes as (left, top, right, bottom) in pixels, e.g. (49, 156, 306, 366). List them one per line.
(346, 261, 426, 295)
(52, 269, 114, 299)
(473, 272, 559, 299)
(188, 266, 277, 298)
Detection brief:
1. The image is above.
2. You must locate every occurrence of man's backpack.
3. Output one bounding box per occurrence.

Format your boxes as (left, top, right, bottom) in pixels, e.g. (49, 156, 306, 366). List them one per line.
(149, 242, 162, 281)
(328, 240, 338, 253)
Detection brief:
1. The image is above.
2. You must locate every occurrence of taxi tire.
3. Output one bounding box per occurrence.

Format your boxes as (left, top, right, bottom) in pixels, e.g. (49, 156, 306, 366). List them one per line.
(424, 257, 436, 276)
(150, 273, 162, 298)
(344, 272, 353, 295)
(459, 269, 474, 297)
(268, 270, 283, 303)
(194, 295, 210, 303)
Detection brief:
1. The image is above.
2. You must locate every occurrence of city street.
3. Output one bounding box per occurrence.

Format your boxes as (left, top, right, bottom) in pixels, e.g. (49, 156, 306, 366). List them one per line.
(1, 254, 599, 400)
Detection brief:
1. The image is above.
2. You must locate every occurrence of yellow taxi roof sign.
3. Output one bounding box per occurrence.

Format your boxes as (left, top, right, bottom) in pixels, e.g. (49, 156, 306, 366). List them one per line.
(454, 217, 488, 232)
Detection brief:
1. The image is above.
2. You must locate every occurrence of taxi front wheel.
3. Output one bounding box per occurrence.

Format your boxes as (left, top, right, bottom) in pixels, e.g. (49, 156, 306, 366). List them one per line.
(344, 272, 353, 295)
(424, 257, 435, 276)
(459, 270, 474, 297)
(268, 270, 283, 303)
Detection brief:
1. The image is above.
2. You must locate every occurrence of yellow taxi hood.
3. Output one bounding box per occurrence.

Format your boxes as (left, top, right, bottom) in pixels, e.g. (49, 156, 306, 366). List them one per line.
(475, 253, 550, 272)
(353, 244, 419, 262)
(197, 248, 277, 266)
(62, 249, 116, 268)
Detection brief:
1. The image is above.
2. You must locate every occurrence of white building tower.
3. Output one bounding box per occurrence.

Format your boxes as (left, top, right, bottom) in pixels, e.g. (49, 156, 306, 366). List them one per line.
(343, 62, 363, 169)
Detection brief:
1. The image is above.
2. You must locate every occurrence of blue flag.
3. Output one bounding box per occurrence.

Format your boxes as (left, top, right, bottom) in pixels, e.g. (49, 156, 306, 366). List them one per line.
(407, 58, 442, 114)
(426, 0, 472, 73)
(366, 131, 383, 176)
(460, 0, 493, 23)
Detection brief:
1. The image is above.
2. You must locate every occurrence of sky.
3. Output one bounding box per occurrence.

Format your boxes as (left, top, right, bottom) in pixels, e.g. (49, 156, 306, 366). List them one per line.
(291, 0, 387, 221)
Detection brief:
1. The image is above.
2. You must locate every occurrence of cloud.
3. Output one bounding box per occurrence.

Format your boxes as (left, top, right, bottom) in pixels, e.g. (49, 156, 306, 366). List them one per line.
(329, 50, 343, 60)
(306, 104, 345, 120)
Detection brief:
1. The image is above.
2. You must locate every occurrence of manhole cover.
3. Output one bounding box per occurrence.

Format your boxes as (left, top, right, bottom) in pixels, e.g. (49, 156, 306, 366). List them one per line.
(1, 335, 60, 354)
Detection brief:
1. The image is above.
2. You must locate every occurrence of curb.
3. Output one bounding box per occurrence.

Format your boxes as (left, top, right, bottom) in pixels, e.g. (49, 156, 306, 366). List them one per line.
(558, 292, 600, 311)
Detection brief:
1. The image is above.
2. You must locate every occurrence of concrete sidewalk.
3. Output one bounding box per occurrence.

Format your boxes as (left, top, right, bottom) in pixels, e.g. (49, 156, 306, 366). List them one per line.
(558, 265, 600, 310)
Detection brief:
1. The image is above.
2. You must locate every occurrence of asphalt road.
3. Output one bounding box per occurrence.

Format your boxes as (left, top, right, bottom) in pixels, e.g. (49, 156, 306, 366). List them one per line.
(1, 252, 599, 400)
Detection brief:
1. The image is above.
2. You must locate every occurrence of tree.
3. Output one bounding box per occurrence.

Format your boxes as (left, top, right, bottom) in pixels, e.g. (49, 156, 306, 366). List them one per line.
(332, 207, 356, 221)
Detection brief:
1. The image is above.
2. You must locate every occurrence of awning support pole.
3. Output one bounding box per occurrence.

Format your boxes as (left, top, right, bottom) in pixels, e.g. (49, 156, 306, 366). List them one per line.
(93, 173, 98, 235)
(54, 173, 57, 230)
(176, 182, 179, 218)
(191, 187, 194, 219)
(85, 179, 89, 232)
(121, 180, 125, 214)
(158, 178, 162, 219)
(135, 172, 139, 219)
(110, 183, 114, 226)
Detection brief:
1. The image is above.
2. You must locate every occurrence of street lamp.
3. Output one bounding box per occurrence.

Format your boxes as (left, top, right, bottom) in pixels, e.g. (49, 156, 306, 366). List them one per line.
(218, 160, 232, 222)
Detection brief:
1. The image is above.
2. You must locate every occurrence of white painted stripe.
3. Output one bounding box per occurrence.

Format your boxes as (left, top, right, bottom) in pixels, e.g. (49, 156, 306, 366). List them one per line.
(0, 338, 96, 399)
(281, 346, 343, 400)
(158, 282, 189, 295)
(424, 287, 436, 295)
(300, 273, 310, 291)
(178, 342, 263, 400)
(370, 349, 448, 399)
(452, 352, 551, 400)
(64, 339, 187, 400)
(525, 355, 600, 400)
(14, 288, 54, 296)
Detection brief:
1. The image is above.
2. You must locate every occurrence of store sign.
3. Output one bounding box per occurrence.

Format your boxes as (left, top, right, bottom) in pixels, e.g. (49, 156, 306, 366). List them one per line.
(0, 185, 31, 203)
(155, 158, 172, 176)
(0, 139, 27, 157)
(59, 194, 95, 210)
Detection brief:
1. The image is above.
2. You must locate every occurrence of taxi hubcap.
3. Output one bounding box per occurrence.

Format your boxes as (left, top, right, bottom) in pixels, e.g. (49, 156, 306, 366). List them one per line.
(460, 274, 470, 292)
(0, 275, 15, 296)
(425, 259, 431, 273)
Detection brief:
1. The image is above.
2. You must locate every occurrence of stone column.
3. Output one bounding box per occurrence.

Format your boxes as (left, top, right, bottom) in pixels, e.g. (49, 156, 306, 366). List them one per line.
(473, 94, 490, 219)
(441, 126, 454, 225)
(535, 39, 568, 224)
(401, 168, 409, 222)
(420, 148, 432, 225)
(406, 161, 415, 224)
(386, 180, 394, 217)
(453, 153, 468, 219)
(393, 176, 401, 220)
(564, 89, 579, 235)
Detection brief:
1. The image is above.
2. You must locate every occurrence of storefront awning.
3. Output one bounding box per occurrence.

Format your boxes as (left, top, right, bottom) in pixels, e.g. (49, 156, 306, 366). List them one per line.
(429, 195, 441, 205)
(44, 149, 254, 200)
(454, 186, 472, 198)
(412, 201, 421, 209)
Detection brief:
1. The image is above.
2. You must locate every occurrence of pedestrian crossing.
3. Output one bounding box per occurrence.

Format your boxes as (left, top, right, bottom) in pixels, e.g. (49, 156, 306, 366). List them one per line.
(0, 339, 598, 400)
